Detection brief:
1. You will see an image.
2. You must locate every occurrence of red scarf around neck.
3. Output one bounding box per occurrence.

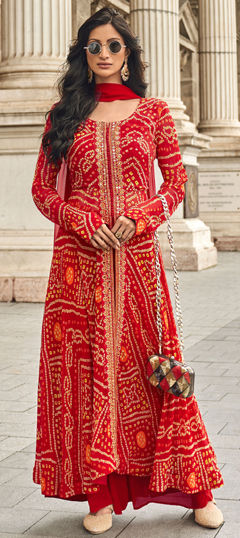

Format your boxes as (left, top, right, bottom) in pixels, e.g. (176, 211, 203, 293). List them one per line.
(94, 82, 140, 101)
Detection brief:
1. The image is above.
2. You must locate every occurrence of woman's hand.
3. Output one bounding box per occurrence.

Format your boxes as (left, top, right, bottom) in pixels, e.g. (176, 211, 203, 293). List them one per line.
(90, 216, 136, 251)
(90, 223, 121, 251)
(111, 216, 136, 245)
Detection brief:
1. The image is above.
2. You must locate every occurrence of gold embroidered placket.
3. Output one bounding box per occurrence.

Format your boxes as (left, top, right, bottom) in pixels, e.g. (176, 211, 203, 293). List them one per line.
(95, 121, 127, 469)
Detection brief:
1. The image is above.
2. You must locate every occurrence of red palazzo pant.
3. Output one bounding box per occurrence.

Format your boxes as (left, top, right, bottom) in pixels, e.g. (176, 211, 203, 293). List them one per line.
(87, 472, 213, 515)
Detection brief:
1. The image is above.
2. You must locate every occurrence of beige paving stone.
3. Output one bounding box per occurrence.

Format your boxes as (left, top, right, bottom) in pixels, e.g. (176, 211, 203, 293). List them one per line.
(185, 362, 228, 376)
(0, 450, 35, 469)
(215, 394, 240, 410)
(0, 535, 51, 538)
(1, 365, 39, 376)
(196, 376, 238, 387)
(195, 398, 240, 413)
(213, 464, 239, 500)
(0, 507, 49, 534)
(213, 448, 240, 466)
(0, 450, 14, 461)
(208, 435, 240, 449)
(22, 441, 36, 453)
(190, 353, 239, 363)
(24, 509, 135, 537)
(0, 401, 36, 412)
(0, 532, 30, 538)
(0, 466, 24, 486)
(0, 436, 35, 452)
(220, 422, 240, 435)
(110, 504, 217, 538)
(0, 386, 37, 401)
(1, 380, 26, 392)
(0, 422, 35, 438)
(14, 487, 88, 513)
(197, 417, 228, 435)
(213, 499, 240, 537)
(0, 360, 15, 372)
(0, 410, 36, 424)
(0, 484, 36, 507)
(1, 374, 37, 390)
(206, 410, 240, 424)
(3, 469, 38, 489)
(197, 388, 229, 401)
(17, 395, 38, 404)
(217, 523, 240, 538)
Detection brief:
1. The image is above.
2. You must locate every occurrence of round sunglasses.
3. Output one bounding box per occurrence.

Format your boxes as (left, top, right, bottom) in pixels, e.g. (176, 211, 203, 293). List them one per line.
(84, 40, 127, 55)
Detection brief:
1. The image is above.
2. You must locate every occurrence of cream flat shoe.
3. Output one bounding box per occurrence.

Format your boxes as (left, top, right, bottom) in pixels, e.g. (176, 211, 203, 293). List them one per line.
(82, 504, 114, 534)
(194, 499, 224, 529)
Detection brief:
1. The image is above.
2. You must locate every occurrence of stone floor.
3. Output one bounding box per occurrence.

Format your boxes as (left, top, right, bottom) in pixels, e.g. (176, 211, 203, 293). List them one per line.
(0, 251, 239, 537)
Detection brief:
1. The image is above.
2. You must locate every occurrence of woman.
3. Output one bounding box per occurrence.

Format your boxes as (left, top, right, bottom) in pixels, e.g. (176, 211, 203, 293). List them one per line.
(31, 7, 224, 535)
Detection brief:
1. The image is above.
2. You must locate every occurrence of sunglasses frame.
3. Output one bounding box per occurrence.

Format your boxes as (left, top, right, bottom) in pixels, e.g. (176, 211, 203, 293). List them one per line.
(84, 40, 127, 55)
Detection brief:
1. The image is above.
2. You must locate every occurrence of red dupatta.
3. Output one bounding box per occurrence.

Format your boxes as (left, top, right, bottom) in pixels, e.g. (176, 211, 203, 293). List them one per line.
(53, 83, 156, 243)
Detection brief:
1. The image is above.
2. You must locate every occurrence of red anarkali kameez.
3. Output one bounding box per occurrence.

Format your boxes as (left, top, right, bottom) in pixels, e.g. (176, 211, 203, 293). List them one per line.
(31, 96, 224, 514)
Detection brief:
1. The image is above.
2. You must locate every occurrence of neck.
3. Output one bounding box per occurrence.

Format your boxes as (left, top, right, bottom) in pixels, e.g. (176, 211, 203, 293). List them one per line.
(94, 76, 122, 85)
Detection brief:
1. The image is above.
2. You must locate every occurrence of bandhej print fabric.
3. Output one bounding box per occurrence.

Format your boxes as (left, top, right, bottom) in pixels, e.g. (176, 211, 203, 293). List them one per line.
(31, 97, 224, 505)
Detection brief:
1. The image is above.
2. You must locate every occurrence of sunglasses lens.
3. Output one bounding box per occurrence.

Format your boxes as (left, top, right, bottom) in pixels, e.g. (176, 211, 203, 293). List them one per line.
(109, 41, 122, 53)
(87, 40, 123, 54)
(88, 42, 101, 54)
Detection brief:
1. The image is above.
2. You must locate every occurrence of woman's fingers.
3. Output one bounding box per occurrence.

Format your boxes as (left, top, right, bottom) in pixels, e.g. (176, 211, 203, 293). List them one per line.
(90, 236, 109, 251)
(119, 230, 134, 244)
(100, 224, 121, 248)
(111, 216, 136, 244)
(90, 218, 136, 251)
(91, 224, 120, 251)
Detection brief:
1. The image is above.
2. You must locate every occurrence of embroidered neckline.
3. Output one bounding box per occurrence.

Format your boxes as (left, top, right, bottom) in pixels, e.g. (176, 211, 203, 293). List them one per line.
(86, 97, 144, 125)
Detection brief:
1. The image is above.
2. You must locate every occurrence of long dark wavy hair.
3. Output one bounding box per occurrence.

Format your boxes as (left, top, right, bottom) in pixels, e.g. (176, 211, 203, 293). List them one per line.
(42, 6, 148, 165)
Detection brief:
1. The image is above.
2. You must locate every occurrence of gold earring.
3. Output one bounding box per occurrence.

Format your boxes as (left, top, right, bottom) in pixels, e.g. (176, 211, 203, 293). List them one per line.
(121, 58, 129, 81)
(87, 66, 93, 84)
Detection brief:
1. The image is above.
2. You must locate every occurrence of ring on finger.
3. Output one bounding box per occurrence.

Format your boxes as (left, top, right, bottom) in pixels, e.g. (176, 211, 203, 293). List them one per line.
(115, 231, 123, 239)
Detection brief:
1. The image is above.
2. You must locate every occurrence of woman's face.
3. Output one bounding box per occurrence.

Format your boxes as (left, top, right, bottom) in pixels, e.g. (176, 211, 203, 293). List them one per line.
(85, 23, 129, 84)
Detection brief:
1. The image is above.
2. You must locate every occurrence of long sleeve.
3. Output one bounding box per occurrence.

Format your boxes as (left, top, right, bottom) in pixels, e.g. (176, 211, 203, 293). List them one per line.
(31, 106, 104, 244)
(123, 101, 188, 236)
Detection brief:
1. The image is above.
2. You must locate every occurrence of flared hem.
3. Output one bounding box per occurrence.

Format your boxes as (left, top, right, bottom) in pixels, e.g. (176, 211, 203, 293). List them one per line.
(42, 471, 213, 515)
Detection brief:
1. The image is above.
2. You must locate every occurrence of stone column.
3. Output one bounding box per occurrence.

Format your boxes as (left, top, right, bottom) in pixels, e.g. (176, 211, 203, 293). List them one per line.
(0, 0, 71, 93)
(0, 0, 72, 302)
(72, 0, 91, 40)
(129, 0, 217, 270)
(198, 0, 240, 249)
(130, 0, 187, 116)
(237, 0, 240, 119)
(198, 0, 240, 136)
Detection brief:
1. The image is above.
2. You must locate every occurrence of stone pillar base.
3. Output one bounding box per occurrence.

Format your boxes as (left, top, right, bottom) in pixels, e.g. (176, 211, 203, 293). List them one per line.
(0, 230, 52, 302)
(214, 236, 240, 251)
(157, 218, 217, 271)
(0, 276, 48, 302)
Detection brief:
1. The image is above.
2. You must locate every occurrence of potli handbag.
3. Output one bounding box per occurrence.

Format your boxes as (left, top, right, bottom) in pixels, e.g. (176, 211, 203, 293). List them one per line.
(146, 193, 195, 398)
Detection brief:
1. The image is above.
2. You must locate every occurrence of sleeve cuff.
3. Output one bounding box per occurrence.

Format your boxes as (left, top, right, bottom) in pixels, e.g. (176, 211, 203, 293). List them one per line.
(123, 208, 150, 236)
(71, 211, 104, 243)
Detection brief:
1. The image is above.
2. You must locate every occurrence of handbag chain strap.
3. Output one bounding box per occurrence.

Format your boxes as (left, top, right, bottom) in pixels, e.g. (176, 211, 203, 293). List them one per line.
(154, 193, 184, 354)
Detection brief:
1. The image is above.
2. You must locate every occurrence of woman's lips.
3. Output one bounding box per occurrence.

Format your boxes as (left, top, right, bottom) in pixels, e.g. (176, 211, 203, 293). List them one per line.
(97, 64, 112, 68)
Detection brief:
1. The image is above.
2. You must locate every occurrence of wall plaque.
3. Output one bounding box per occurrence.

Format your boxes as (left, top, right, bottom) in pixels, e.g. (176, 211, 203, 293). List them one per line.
(184, 165, 199, 218)
(199, 171, 240, 212)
